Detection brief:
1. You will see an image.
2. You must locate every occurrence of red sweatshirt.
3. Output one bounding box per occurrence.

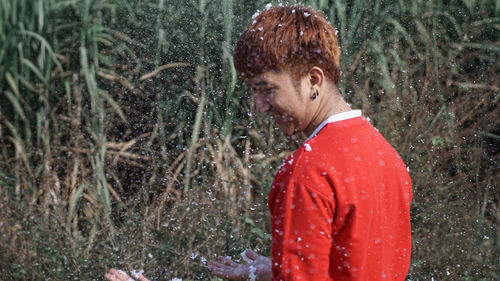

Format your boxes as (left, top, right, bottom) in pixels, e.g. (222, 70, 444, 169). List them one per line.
(268, 116, 412, 281)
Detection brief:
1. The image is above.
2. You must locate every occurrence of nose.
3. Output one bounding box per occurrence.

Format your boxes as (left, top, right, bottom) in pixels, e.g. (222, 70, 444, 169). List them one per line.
(255, 93, 271, 113)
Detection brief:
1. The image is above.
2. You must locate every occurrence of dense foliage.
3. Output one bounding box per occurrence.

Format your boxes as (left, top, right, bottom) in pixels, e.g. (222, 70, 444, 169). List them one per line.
(0, 0, 498, 280)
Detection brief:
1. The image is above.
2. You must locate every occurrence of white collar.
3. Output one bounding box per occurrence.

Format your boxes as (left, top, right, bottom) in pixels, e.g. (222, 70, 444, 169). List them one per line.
(305, 110, 362, 142)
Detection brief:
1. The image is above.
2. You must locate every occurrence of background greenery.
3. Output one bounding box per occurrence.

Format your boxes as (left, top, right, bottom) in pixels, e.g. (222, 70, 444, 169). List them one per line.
(0, 0, 498, 280)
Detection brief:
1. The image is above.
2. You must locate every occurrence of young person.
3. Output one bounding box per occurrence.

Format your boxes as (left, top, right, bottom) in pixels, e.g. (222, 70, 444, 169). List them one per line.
(105, 4, 412, 281)
(208, 5, 412, 281)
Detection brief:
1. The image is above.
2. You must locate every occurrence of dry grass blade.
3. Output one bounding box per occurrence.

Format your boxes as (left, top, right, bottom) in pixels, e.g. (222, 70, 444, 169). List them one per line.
(107, 139, 136, 165)
(4, 90, 26, 122)
(5, 135, 32, 177)
(107, 183, 127, 210)
(97, 70, 133, 89)
(102, 90, 127, 123)
(139, 62, 190, 80)
(446, 79, 500, 92)
(67, 183, 86, 225)
(5, 72, 21, 97)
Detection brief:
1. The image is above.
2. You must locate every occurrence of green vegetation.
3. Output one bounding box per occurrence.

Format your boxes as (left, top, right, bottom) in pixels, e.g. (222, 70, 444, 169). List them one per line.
(0, 0, 498, 280)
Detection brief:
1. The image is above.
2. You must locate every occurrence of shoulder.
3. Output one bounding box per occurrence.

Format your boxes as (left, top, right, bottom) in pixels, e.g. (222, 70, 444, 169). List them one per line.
(272, 143, 334, 200)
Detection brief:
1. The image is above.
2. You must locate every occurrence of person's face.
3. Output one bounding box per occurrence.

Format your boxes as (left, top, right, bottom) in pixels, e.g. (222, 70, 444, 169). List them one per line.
(248, 70, 311, 136)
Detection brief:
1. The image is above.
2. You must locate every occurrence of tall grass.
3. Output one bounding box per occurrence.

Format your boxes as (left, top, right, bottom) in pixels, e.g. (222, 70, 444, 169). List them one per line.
(0, 0, 498, 280)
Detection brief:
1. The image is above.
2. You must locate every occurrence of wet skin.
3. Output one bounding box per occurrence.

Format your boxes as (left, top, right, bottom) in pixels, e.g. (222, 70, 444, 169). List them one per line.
(247, 67, 351, 137)
(248, 70, 313, 136)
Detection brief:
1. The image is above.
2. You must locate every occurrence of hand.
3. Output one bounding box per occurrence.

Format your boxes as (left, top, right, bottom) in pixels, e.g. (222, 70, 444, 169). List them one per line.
(208, 249, 272, 281)
(104, 268, 149, 281)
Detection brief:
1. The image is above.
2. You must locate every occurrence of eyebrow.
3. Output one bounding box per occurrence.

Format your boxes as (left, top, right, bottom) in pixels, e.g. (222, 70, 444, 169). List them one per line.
(252, 81, 277, 89)
(254, 81, 269, 86)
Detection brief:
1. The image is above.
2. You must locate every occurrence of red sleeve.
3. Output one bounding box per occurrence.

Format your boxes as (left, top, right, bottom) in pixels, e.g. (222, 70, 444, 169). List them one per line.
(271, 181, 335, 281)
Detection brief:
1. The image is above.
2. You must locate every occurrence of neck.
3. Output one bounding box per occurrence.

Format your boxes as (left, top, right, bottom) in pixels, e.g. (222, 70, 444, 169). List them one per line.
(304, 86, 351, 136)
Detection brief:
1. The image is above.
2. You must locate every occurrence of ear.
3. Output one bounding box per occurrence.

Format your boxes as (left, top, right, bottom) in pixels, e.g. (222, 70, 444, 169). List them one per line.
(307, 66, 324, 91)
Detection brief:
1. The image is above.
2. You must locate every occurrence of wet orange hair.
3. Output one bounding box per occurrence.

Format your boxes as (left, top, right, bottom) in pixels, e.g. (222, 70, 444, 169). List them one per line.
(234, 5, 341, 84)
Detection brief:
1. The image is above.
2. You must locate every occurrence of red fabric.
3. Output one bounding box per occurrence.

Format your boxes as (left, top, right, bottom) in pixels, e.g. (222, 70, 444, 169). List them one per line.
(268, 117, 412, 281)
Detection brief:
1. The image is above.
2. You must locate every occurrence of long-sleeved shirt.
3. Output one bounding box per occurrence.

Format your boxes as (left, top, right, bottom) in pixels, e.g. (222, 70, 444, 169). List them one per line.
(269, 114, 412, 281)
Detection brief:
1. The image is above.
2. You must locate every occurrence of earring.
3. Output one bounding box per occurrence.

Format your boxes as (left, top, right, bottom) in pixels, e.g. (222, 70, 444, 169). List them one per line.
(311, 90, 319, 100)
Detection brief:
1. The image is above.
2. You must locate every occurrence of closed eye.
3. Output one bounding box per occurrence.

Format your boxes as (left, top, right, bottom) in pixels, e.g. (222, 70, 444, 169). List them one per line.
(262, 87, 277, 94)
